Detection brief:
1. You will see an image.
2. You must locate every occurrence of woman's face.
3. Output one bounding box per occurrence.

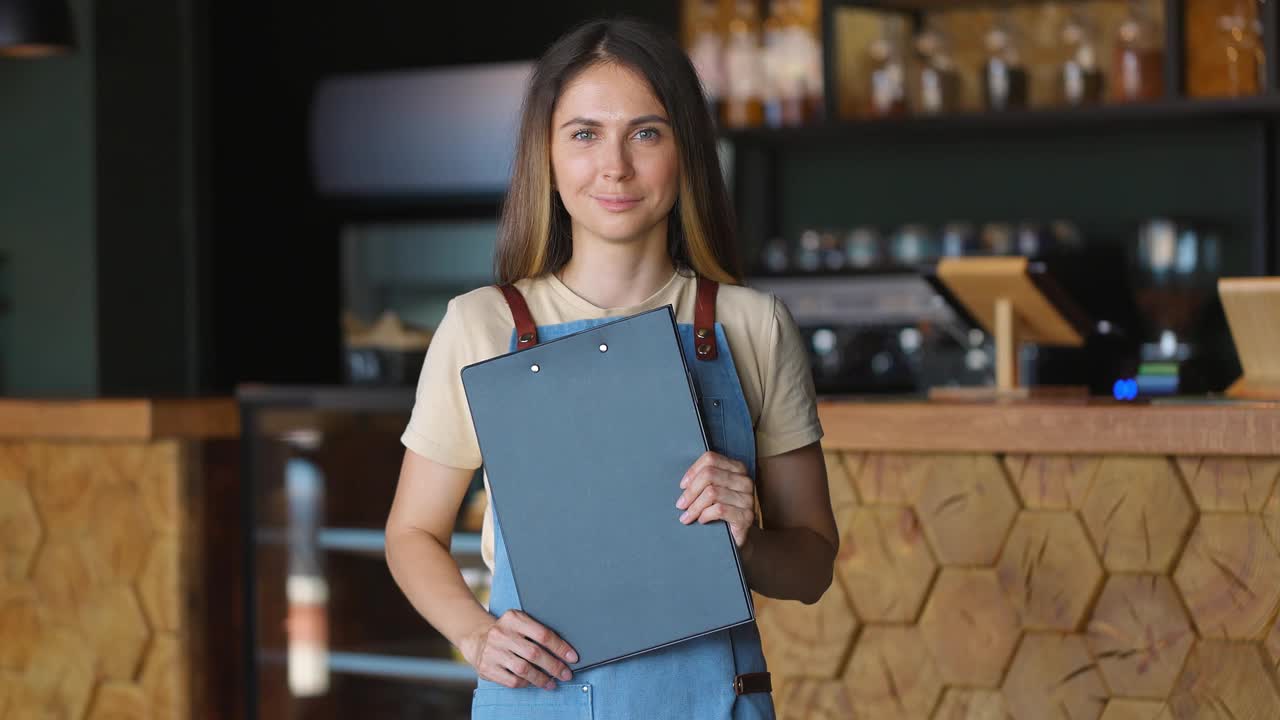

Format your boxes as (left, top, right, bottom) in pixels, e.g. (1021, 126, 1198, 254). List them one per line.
(549, 62, 679, 250)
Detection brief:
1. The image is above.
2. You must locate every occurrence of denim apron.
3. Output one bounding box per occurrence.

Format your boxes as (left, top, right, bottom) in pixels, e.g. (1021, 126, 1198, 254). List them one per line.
(470, 281, 775, 720)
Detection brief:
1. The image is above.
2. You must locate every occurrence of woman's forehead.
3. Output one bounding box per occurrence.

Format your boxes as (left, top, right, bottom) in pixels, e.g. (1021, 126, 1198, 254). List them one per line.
(552, 63, 666, 122)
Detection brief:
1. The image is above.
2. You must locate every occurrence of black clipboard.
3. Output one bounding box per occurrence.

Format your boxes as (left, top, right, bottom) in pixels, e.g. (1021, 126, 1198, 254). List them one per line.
(460, 306, 754, 671)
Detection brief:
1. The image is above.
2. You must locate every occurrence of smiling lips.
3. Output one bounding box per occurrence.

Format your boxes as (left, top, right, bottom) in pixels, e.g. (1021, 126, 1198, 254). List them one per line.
(593, 194, 643, 212)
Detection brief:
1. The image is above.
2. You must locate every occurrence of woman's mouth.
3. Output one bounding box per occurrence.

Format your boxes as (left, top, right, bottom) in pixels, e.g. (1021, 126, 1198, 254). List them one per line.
(593, 195, 642, 212)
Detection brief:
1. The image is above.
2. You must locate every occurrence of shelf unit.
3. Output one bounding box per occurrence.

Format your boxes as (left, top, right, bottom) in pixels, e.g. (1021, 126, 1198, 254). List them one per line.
(237, 385, 486, 720)
(728, 0, 1280, 280)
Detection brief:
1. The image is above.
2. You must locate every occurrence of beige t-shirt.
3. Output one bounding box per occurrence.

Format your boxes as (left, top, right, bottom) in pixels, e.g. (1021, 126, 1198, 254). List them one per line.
(400, 269, 823, 571)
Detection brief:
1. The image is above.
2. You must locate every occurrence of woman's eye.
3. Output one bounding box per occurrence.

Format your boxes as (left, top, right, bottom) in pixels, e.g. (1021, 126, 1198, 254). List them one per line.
(634, 128, 660, 141)
(572, 129, 596, 141)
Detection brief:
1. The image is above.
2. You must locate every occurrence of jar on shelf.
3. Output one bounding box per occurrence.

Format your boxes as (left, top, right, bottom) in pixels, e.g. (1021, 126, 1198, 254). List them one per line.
(844, 226, 882, 269)
(982, 18, 1030, 112)
(1111, 0, 1165, 103)
(819, 229, 844, 271)
(794, 228, 823, 271)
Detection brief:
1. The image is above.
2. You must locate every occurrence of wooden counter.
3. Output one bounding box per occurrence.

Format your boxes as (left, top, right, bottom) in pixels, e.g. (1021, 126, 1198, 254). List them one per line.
(0, 398, 239, 719)
(760, 400, 1280, 719)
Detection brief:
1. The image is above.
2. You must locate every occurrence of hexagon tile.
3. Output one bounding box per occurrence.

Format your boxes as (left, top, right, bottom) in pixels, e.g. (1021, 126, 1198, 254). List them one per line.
(1267, 611, 1280, 676)
(1173, 514, 1280, 640)
(844, 625, 943, 719)
(0, 471, 41, 583)
(996, 511, 1103, 631)
(914, 454, 1018, 567)
(856, 453, 930, 506)
(1177, 457, 1280, 513)
(1086, 575, 1194, 698)
(933, 688, 1010, 720)
(1003, 454, 1099, 510)
(775, 678, 858, 720)
(76, 584, 151, 682)
(1264, 484, 1280, 552)
(1167, 641, 1280, 717)
(919, 569, 1020, 688)
(1081, 457, 1195, 574)
(756, 575, 859, 680)
(1003, 633, 1109, 720)
(836, 506, 936, 623)
(1098, 699, 1173, 720)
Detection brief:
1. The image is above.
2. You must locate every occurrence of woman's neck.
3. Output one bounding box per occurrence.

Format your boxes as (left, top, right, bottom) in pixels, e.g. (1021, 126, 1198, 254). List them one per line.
(557, 222, 676, 310)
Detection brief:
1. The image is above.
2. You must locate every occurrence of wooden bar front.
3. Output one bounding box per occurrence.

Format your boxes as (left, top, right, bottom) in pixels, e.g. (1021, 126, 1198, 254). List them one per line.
(0, 399, 239, 720)
(759, 400, 1280, 720)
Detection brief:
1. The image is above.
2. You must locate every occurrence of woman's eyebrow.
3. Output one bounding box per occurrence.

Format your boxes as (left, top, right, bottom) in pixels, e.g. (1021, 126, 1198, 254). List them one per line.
(558, 115, 671, 129)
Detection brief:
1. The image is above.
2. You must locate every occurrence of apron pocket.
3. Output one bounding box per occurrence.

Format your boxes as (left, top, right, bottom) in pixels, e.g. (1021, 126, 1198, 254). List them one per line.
(472, 683, 593, 720)
(700, 396, 726, 454)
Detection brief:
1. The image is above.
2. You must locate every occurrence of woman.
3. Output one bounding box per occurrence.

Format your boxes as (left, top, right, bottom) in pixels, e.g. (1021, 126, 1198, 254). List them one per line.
(385, 17, 838, 719)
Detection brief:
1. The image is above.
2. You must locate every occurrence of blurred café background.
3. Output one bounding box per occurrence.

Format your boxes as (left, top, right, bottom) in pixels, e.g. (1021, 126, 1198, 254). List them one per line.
(2, 0, 1280, 718)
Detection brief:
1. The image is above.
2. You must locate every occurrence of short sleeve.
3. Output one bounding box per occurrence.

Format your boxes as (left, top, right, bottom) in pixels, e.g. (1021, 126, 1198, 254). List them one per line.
(754, 295, 824, 457)
(400, 298, 484, 469)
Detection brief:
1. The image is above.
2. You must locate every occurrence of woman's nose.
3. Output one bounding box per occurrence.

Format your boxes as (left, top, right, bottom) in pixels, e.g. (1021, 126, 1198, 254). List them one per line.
(600, 139, 634, 182)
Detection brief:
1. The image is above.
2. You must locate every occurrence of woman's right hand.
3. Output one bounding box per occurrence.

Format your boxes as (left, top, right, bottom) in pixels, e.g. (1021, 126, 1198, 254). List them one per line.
(461, 609, 580, 690)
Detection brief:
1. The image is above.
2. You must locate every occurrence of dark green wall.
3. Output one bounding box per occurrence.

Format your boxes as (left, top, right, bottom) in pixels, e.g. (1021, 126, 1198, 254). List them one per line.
(0, 0, 97, 396)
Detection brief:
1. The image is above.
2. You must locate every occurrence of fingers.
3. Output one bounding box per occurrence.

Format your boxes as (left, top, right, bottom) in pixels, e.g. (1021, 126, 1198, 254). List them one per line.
(677, 460, 753, 518)
(679, 482, 754, 525)
(504, 610, 579, 666)
(495, 641, 556, 689)
(680, 451, 748, 490)
(479, 611, 577, 690)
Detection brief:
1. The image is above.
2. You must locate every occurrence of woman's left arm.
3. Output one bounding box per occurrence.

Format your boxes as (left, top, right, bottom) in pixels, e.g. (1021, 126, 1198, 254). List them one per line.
(740, 441, 837, 604)
(677, 440, 837, 605)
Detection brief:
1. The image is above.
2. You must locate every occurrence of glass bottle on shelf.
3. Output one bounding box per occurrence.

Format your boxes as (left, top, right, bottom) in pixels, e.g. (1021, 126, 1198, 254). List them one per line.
(1060, 12, 1105, 106)
(982, 17, 1030, 112)
(687, 0, 726, 122)
(786, 0, 825, 123)
(1215, 0, 1264, 96)
(913, 21, 961, 115)
(1111, 0, 1165, 103)
(867, 20, 908, 118)
(723, 0, 766, 129)
(763, 0, 805, 128)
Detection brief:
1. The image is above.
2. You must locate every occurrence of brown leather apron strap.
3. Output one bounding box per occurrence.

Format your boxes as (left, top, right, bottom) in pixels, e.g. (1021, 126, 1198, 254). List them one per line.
(734, 671, 771, 695)
(497, 284, 538, 350)
(694, 276, 719, 361)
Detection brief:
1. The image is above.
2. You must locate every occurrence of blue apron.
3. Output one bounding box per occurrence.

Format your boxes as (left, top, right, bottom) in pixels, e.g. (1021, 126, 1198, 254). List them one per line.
(471, 291, 775, 720)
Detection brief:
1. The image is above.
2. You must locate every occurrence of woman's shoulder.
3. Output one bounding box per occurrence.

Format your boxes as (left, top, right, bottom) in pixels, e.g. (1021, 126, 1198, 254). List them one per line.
(447, 276, 544, 321)
(717, 281, 781, 336)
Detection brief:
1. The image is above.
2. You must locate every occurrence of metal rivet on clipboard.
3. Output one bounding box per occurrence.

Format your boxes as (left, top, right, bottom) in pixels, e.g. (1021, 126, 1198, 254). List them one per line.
(530, 364, 540, 373)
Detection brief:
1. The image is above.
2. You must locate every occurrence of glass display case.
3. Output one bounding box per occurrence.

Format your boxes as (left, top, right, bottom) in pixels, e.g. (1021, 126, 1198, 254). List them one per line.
(238, 385, 489, 720)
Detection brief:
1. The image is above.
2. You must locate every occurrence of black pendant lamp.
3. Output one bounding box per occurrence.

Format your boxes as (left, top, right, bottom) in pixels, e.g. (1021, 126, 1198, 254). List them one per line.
(0, 0, 77, 58)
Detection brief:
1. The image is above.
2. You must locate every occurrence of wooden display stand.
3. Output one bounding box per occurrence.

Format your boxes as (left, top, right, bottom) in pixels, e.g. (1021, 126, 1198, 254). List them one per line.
(1220, 277, 1280, 400)
(926, 257, 1088, 400)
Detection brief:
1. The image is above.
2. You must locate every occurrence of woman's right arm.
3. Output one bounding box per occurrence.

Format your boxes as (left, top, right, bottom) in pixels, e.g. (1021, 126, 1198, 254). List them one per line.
(384, 449, 578, 689)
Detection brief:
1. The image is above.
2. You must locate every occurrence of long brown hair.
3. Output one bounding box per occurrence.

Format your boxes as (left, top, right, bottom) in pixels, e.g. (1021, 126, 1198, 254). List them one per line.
(494, 18, 741, 285)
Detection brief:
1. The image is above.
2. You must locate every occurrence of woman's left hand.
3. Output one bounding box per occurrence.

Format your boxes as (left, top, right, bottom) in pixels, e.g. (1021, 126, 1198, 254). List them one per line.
(676, 451, 755, 549)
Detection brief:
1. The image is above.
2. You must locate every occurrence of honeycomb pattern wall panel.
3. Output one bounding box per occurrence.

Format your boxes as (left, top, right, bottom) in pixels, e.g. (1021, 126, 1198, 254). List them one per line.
(0, 440, 196, 719)
(764, 451, 1280, 719)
